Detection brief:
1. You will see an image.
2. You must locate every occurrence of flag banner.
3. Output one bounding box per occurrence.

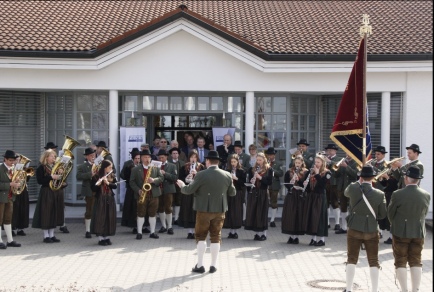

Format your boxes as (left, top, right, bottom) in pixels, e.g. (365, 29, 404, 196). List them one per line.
(330, 37, 372, 166)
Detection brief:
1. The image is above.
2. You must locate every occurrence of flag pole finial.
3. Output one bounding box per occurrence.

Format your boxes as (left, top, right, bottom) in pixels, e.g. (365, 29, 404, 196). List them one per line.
(360, 14, 372, 37)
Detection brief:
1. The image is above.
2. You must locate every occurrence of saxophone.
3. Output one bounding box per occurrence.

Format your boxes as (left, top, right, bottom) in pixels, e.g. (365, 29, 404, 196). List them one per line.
(138, 166, 153, 204)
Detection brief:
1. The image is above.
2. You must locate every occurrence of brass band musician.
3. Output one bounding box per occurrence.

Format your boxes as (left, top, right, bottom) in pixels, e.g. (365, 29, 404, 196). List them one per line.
(390, 143, 424, 189)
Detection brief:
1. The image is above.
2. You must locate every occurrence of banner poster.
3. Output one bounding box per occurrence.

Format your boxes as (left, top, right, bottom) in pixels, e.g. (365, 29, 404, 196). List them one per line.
(119, 127, 146, 204)
(212, 127, 236, 148)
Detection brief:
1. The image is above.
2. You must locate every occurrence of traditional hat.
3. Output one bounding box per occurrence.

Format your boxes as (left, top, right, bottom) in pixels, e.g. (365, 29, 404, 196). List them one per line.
(405, 166, 423, 179)
(325, 144, 338, 150)
(357, 166, 377, 178)
(374, 146, 388, 154)
(168, 147, 180, 154)
(233, 141, 243, 148)
(96, 141, 107, 148)
(406, 144, 422, 154)
(157, 149, 169, 156)
(129, 147, 140, 154)
(204, 150, 221, 161)
(3, 150, 19, 159)
(44, 142, 58, 149)
(140, 149, 152, 156)
(265, 147, 277, 154)
(297, 139, 310, 146)
(83, 148, 96, 156)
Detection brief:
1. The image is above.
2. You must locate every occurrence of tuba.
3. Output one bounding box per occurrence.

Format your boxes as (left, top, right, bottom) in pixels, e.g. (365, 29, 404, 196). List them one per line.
(11, 154, 34, 195)
(92, 148, 111, 174)
(139, 166, 153, 204)
(50, 135, 80, 191)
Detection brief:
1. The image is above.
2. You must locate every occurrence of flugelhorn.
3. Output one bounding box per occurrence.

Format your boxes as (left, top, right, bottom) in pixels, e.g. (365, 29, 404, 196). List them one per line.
(386, 156, 405, 166)
(331, 158, 345, 171)
(316, 151, 326, 156)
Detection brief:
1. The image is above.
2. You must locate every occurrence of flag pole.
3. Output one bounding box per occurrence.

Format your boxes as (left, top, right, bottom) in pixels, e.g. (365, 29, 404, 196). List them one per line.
(360, 14, 372, 165)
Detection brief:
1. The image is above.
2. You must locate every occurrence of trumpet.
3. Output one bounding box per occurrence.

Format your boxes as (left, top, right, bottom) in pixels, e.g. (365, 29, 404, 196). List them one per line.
(373, 168, 390, 181)
(364, 158, 374, 166)
(289, 148, 302, 159)
(331, 158, 345, 171)
(386, 156, 405, 166)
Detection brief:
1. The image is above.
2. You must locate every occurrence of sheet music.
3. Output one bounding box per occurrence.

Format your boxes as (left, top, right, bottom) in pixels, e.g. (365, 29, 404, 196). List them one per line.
(244, 183, 254, 187)
(292, 186, 304, 191)
(94, 155, 103, 165)
(14, 163, 24, 170)
(60, 156, 71, 164)
(150, 160, 162, 168)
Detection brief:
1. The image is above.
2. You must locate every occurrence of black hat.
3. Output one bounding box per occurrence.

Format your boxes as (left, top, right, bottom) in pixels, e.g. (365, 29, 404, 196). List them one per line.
(405, 166, 423, 179)
(204, 150, 221, 161)
(129, 147, 139, 154)
(157, 149, 169, 156)
(406, 144, 422, 154)
(44, 142, 58, 150)
(83, 148, 96, 156)
(325, 144, 338, 150)
(96, 141, 107, 148)
(297, 139, 310, 146)
(265, 147, 277, 154)
(3, 150, 19, 159)
(357, 165, 377, 178)
(169, 147, 180, 154)
(233, 141, 243, 148)
(374, 146, 388, 154)
(140, 149, 152, 156)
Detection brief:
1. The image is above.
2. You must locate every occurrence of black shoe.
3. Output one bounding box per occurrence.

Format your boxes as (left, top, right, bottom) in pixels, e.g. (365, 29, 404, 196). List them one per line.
(192, 265, 205, 274)
(85, 232, 92, 238)
(293, 238, 299, 244)
(59, 226, 70, 233)
(150, 233, 159, 239)
(335, 228, 347, 234)
(232, 233, 238, 239)
(0, 242, 6, 249)
(50, 237, 60, 243)
(259, 235, 267, 241)
(43, 237, 53, 243)
(132, 227, 137, 234)
(98, 240, 108, 246)
(174, 220, 179, 225)
(136, 233, 142, 240)
(309, 239, 316, 246)
(142, 227, 151, 234)
(209, 266, 217, 273)
(167, 228, 174, 235)
(254, 234, 261, 241)
(334, 224, 340, 230)
(228, 233, 234, 239)
(384, 237, 393, 244)
(158, 227, 167, 233)
(187, 233, 195, 239)
(328, 224, 331, 229)
(105, 239, 112, 245)
(287, 237, 294, 244)
(7, 241, 21, 247)
(270, 221, 276, 227)
(17, 230, 26, 236)
(315, 240, 325, 246)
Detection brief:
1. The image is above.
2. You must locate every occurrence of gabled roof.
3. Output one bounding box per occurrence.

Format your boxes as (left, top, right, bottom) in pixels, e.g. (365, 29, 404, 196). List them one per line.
(0, 0, 432, 61)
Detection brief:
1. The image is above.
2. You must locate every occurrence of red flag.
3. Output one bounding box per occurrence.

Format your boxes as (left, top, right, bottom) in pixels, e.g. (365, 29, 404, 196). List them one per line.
(330, 37, 372, 166)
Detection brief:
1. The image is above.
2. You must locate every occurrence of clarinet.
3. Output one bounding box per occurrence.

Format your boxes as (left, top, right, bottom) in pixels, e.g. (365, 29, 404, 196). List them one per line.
(302, 168, 314, 192)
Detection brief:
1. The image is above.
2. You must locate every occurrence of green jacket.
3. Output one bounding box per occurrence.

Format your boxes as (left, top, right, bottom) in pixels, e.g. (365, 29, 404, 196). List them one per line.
(237, 152, 251, 171)
(160, 162, 178, 194)
(342, 159, 358, 190)
(76, 161, 93, 197)
(388, 185, 431, 238)
(371, 159, 387, 191)
(0, 164, 15, 203)
(129, 164, 164, 199)
(268, 160, 284, 191)
(327, 155, 344, 186)
(391, 160, 424, 189)
(344, 181, 387, 233)
(180, 165, 236, 213)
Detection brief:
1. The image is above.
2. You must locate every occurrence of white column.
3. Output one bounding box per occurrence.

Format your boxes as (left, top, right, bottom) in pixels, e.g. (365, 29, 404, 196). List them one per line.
(245, 91, 255, 148)
(381, 92, 391, 160)
(109, 90, 119, 209)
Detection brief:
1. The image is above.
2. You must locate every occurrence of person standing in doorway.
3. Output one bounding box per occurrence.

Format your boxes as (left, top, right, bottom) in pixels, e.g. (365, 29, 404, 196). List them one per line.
(195, 137, 209, 165)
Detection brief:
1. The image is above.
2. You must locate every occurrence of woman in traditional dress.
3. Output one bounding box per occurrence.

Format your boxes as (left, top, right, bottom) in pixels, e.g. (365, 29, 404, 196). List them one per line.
(177, 150, 205, 239)
(91, 160, 117, 246)
(244, 152, 273, 241)
(224, 154, 246, 239)
(303, 154, 331, 246)
(281, 156, 308, 244)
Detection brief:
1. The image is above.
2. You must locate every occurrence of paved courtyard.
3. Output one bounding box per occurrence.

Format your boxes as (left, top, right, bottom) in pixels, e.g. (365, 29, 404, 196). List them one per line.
(1, 206, 432, 292)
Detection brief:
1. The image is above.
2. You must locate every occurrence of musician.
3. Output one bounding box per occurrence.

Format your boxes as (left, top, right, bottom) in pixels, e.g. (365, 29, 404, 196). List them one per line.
(282, 156, 308, 244)
(168, 147, 185, 225)
(233, 141, 250, 171)
(324, 143, 344, 231)
(343, 166, 387, 292)
(90, 160, 117, 246)
(95, 140, 116, 174)
(32, 149, 65, 243)
(176, 150, 236, 274)
(289, 138, 315, 169)
(12, 153, 31, 237)
(223, 154, 246, 239)
(245, 152, 273, 241)
(388, 166, 430, 292)
(178, 150, 205, 239)
(44, 142, 58, 151)
(0, 150, 22, 249)
(335, 155, 358, 235)
(216, 134, 235, 169)
(370, 146, 388, 192)
(120, 148, 140, 234)
(303, 154, 331, 246)
(391, 143, 424, 189)
(157, 149, 177, 235)
(76, 147, 96, 239)
(265, 147, 284, 227)
(129, 149, 164, 240)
